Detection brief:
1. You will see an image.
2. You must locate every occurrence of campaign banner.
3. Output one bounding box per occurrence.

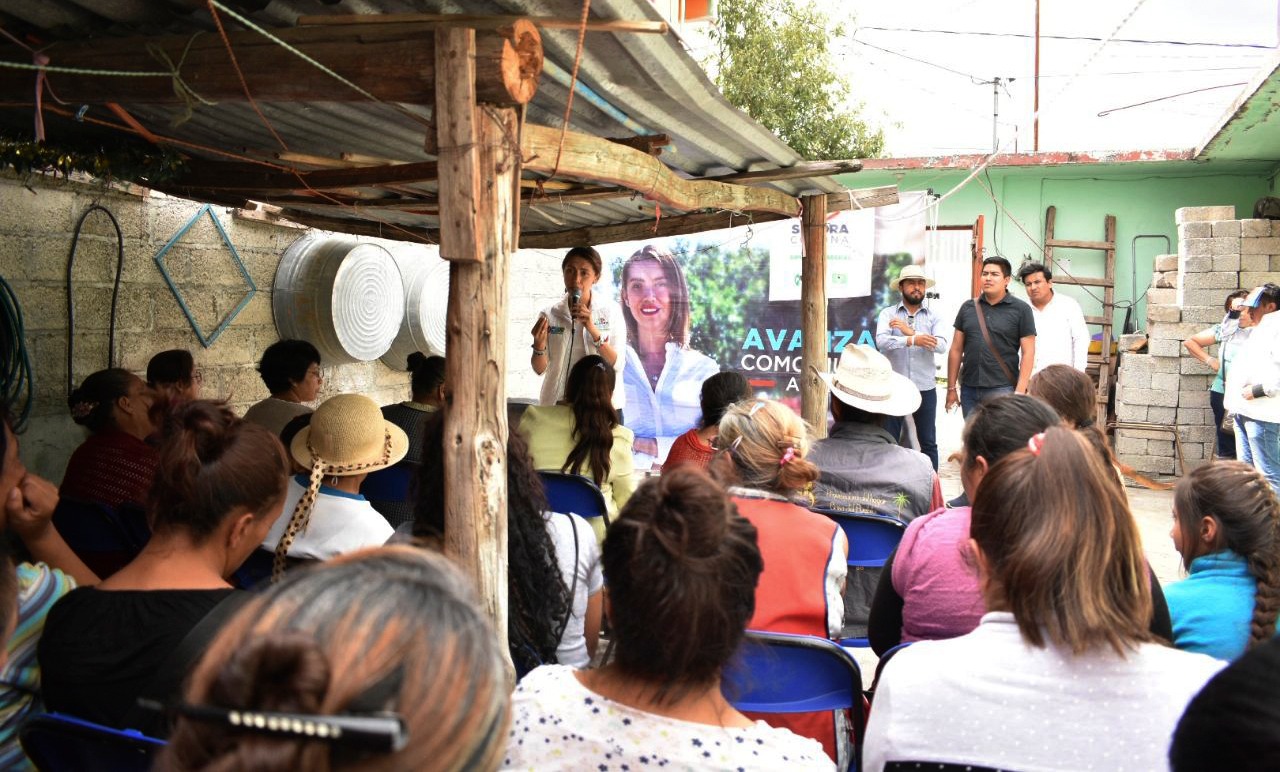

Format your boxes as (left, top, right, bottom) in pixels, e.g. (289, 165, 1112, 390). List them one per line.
(600, 191, 929, 465)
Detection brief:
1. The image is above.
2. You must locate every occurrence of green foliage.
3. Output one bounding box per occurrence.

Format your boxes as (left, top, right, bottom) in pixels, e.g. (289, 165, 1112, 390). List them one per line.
(0, 135, 186, 184)
(708, 0, 883, 161)
(681, 239, 769, 367)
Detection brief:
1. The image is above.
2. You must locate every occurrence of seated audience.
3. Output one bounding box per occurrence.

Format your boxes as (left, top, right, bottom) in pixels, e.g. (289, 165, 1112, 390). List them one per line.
(242, 339, 322, 436)
(863, 426, 1225, 772)
(868, 394, 1173, 654)
(1170, 635, 1280, 771)
(382, 352, 446, 465)
(413, 410, 587, 675)
(0, 404, 97, 767)
(503, 468, 830, 770)
(373, 352, 445, 529)
(160, 547, 509, 771)
(261, 395, 405, 579)
(712, 398, 847, 761)
(663, 371, 750, 471)
(520, 355, 637, 539)
(1166, 461, 1280, 660)
(147, 349, 201, 404)
(39, 401, 288, 735)
(61, 368, 158, 511)
(808, 345, 943, 639)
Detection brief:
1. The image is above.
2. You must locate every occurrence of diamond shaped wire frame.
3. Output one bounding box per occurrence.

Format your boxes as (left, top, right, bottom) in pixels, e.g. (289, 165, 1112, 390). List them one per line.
(153, 204, 257, 348)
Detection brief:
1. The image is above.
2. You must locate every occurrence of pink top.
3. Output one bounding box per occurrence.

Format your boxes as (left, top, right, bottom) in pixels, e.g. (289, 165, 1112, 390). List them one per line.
(891, 505, 986, 643)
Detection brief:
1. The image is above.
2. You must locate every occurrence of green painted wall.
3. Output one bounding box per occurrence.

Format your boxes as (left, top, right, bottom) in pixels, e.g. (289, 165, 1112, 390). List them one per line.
(845, 164, 1270, 331)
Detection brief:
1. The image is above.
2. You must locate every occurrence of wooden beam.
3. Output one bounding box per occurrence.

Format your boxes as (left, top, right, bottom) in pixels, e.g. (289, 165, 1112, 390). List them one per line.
(518, 186, 898, 248)
(272, 209, 441, 242)
(521, 123, 800, 217)
(0, 20, 542, 106)
(171, 159, 441, 191)
(800, 194, 829, 438)
(436, 26, 514, 665)
(520, 160, 869, 208)
(298, 13, 669, 34)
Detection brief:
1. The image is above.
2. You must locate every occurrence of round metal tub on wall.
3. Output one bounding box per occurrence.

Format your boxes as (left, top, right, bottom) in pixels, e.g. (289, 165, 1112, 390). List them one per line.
(273, 235, 406, 365)
(380, 251, 450, 369)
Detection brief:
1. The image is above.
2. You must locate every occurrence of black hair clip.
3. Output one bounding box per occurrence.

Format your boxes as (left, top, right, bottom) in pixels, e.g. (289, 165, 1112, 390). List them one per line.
(176, 703, 408, 753)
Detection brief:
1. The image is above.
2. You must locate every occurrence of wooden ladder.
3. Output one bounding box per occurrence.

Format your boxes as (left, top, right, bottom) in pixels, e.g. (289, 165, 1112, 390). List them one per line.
(1043, 206, 1117, 427)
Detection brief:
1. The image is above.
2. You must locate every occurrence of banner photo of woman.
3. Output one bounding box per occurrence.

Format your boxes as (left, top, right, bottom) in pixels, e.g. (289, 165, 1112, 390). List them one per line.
(600, 191, 932, 469)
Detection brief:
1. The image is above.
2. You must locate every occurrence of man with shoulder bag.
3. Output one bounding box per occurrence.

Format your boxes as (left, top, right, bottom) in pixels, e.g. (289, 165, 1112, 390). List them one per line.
(945, 256, 1037, 417)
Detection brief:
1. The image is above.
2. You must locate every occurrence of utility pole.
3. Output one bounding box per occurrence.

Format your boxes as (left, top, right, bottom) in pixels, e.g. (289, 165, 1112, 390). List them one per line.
(983, 76, 1015, 153)
(1034, 0, 1041, 151)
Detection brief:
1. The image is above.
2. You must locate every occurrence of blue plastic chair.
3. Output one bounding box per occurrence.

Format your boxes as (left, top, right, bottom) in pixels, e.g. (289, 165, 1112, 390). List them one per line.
(811, 507, 907, 648)
(20, 712, 164, 772)
(51, 497, 151, 578)
(537, 471, 610, 527)
(723, 630, 865, 772)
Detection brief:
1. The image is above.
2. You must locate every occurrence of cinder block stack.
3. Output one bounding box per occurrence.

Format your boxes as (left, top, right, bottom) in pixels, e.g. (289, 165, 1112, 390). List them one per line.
(1112, 205, 1280, 474)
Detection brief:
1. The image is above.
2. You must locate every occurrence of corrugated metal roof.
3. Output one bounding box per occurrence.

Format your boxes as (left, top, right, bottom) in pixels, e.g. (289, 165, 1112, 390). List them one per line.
(0, 0, 850, 244)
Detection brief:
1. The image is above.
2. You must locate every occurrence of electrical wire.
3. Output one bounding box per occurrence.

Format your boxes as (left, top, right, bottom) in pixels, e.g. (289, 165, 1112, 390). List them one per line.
(0, 274, 33, 431)
(855, 25, 1273, 49)
(1097, 82, 1248, 116)
(66, 205, 124, 395)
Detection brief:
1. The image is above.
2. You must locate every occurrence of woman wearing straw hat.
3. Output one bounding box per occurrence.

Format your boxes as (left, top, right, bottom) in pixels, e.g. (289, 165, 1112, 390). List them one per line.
(261, 394, 408, 579)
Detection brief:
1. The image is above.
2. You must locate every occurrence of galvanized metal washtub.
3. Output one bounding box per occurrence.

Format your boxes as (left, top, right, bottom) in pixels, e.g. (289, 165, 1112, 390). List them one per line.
(380, 249, 450, 369)
(273, 235, 406, 364)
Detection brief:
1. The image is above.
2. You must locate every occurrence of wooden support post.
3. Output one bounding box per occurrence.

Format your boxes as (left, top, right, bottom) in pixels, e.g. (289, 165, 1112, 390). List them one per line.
(436, 26, 523, 648)
(800, 194, 829, 438)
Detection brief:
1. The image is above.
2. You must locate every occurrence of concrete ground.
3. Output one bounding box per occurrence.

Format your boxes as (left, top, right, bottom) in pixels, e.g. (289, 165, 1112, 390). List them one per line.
(846, 395, 1182, 681)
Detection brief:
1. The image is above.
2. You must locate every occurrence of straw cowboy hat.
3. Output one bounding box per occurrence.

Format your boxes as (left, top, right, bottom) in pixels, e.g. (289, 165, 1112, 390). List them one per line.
(290, 393, 409, 475)
(893, 265, 936, 290)
(818, 344, 922, 417)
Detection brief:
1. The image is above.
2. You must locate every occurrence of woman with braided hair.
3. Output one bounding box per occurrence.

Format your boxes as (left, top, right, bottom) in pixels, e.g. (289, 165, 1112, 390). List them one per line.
(39, 401, 289, 736)
(1167, 461, 1280, 660)
(261, 394, 407, 581)
(503, 468, 829, 770)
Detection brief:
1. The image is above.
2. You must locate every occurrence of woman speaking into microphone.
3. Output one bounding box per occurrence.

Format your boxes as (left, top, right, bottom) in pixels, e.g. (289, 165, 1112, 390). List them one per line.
(531, 247, 627, 414)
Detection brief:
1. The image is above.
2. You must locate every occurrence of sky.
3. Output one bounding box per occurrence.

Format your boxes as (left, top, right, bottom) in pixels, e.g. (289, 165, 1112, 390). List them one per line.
(835, 0, 1276, 156)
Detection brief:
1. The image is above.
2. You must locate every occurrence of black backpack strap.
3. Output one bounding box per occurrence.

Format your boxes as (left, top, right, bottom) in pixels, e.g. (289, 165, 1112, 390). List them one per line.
(125, 591, 252, 731)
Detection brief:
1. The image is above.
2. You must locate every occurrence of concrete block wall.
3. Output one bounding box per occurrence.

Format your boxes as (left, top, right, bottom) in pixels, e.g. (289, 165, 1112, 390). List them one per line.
(1114, 205, 1280, 474)
(2, 172, 564, 482)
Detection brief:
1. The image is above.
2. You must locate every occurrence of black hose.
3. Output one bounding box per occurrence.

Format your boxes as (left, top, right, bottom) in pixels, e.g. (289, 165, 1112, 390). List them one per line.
(66, 205, 124, 395)
(0, 274, 33, 431)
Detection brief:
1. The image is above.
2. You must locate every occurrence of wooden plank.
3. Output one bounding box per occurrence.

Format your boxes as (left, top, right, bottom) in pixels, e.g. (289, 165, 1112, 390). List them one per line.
(0, 21, 541, 106)
(273, 209, 441, 242)
(1053, 275, 1113, 288)
(800, 194, 829, 439)
(1045, 238, 1115, 251)
(298, 12, 669, 34)
(436, 27, 514, 662)
(1043, 205, 1056, 265)
(1084, 315, 1109, 325)
(520, 123, 800, 217)
(518, 186, 897, 249)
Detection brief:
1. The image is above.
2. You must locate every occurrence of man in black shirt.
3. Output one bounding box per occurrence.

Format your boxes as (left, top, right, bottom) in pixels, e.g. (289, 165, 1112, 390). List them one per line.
(945, 256, 1036, 417)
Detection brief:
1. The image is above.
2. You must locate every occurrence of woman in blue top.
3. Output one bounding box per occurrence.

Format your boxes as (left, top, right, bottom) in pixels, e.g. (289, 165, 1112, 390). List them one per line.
(1167, 461, 1280, 660)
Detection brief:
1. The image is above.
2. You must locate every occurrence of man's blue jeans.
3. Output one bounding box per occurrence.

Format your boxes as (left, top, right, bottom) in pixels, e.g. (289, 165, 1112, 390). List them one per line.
(885, 387, 939, 470)
(1236, 414, 1280, 494)
(960, 384, 1014, 419)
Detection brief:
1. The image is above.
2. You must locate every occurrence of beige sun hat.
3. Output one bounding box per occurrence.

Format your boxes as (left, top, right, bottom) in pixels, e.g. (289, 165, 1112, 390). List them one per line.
(818, 344, 922, 417)
(290, 393, 409, 475)
(893, 264, 936, 290)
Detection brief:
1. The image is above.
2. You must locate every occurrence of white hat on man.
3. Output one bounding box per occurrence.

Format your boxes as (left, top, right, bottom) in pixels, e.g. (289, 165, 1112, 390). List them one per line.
(893, 264, 936, 290)
(818, 344, 922, 417)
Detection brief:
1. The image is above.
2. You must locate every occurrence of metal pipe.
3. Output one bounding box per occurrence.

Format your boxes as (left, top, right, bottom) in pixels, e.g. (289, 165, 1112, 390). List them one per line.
(541, 58, 655, 139)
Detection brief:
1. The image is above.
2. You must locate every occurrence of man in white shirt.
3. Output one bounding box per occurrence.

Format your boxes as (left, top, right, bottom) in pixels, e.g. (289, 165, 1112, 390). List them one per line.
(1018, 261, 1089, 373)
